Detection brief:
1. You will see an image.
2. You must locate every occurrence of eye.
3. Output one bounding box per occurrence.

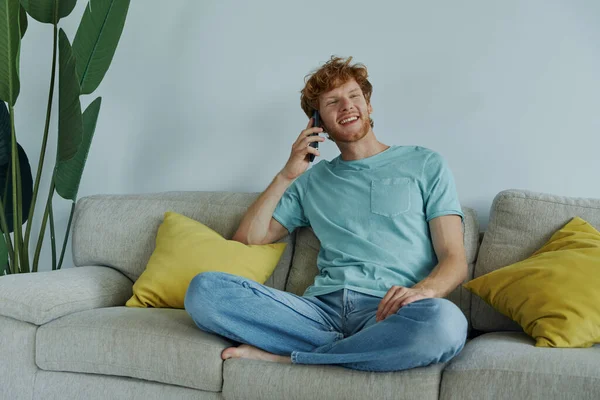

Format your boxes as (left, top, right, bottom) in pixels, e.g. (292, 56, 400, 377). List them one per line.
(327, 100, 338, 105)
(351, 94, 359, 98)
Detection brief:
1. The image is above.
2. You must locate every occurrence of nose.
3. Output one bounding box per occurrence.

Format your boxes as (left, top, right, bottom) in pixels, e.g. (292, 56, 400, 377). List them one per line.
(340, 96, 354, 111)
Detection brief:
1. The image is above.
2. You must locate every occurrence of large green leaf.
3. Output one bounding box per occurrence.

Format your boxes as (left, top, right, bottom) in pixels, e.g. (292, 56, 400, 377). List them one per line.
(58, 28, 82, 162)
(20, 4, 28, 38)
(0, 0, 21, 105)
(0, 142, 33, 233)
(20, 0, 76, 24)
(73, 0, 130, 94)
(55, 96, 100, 200)
(0, 100, 9, 165)
(0, 101, 32, 232)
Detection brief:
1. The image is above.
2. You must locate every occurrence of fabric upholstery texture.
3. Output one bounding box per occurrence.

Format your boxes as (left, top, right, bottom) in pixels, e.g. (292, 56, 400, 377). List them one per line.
(441, 332, 600, 400)
(1, 189, 597, 399)
(0, 315, 37, 400)
(0, 266, 133, 325)
(36, 307, 234, 392)
(32, 371, 223, 400)
(472, 189, 600, 332)
(223, 358, 446, 400)
(72, 192, 296, 290)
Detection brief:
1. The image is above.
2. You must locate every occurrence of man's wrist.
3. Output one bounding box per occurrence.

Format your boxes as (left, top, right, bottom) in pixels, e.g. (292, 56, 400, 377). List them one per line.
(276, 171, 295, 185)
(412, 282, 440, 298)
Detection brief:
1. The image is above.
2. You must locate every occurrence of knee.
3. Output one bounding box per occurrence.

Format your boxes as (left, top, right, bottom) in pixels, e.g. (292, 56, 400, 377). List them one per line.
(419, 298, 468, 361)
(184, 271, 228, 317)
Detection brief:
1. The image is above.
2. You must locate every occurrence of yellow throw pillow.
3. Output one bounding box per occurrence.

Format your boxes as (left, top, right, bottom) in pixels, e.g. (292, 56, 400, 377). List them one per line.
(126, 212, 287, 309)
(464, 216, 600, 348)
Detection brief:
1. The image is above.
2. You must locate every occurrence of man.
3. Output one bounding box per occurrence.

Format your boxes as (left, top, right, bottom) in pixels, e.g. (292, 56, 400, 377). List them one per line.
(184, 56, 468, 372)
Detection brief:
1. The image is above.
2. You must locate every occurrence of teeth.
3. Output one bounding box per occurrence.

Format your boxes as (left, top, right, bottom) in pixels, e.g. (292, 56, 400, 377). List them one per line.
(340, 116, 358, 124)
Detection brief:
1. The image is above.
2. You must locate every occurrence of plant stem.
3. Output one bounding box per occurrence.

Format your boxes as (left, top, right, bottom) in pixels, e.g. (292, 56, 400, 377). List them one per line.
(24, 23, 58, 268)
(0, 168, 11, 274)
(49, 195, 56, 270)
(2, 168, 8, 218)
(0, 196, 14, 274)
(15, 147, 26, 272)
(9, 105, 20, 273)
(32, 178, 55, 273)
(57, 202, 74, 270)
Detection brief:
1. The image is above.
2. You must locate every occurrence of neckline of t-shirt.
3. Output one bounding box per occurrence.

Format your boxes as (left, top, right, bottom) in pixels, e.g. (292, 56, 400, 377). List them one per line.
(334, 145, 396, 168)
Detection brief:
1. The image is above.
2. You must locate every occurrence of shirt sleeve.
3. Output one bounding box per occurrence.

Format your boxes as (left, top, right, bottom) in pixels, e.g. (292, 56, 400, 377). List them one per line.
(272, 170, 311, 234)
(421, 151, 464, 222)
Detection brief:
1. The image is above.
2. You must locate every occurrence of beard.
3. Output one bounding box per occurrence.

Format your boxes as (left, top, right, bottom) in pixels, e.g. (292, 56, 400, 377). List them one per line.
(323, 116, 371, 144)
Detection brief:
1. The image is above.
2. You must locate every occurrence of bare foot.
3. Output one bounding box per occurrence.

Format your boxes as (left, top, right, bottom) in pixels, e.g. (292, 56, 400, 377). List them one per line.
(221, 344, 291, 364)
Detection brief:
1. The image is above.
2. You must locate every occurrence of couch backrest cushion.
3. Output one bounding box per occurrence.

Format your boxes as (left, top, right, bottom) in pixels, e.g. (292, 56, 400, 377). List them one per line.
(72, 192, 295, 291)
(285, 207, 480, 322)
(472, 189, 600, 332)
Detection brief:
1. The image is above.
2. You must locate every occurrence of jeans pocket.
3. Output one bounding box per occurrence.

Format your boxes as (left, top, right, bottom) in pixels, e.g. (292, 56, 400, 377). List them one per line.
(370, 177, 412, 217)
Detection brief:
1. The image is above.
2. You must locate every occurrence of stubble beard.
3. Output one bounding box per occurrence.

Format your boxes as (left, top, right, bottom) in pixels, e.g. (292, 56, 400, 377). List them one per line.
(324, 116, 371, 144)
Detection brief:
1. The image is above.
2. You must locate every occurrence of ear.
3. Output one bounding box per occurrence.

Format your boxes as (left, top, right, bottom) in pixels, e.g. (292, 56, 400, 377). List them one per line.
(367, 103, 373, 114)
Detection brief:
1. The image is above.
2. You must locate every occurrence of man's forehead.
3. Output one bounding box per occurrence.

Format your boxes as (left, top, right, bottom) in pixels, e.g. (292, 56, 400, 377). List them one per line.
(322, 81, 362, 99)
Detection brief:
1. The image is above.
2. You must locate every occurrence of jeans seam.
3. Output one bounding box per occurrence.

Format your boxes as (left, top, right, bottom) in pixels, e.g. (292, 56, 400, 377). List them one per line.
(303, 299, 340, 332)
(243, 281, 335, 333)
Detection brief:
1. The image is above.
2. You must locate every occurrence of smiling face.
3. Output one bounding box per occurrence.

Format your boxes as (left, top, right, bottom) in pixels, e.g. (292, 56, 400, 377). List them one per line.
(318, 79, 373, 144)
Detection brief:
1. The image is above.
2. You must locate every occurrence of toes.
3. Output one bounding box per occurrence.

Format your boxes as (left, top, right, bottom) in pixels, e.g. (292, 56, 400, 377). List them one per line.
(221, 348, 235, 360)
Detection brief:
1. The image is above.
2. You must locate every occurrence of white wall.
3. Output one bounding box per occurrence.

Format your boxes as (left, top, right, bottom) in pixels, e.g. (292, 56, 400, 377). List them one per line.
(14, 0, 600, 271)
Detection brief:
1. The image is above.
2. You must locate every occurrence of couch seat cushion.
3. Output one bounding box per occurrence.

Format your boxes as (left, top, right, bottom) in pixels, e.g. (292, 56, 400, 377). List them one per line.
(223, 358, 446, 400)
(440, 332, 600, 400)
(36, 307, 234, 392)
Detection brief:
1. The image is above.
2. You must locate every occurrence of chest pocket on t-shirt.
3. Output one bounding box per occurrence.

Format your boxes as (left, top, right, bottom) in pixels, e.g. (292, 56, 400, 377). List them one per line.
(370, 177, 412, 217)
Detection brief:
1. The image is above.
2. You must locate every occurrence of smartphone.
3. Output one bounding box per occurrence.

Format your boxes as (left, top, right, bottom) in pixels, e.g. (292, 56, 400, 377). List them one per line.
(309, 110, 320, 162)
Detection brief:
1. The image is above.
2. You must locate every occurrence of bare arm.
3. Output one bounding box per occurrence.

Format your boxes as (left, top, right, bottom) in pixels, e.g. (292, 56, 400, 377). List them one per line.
(231, 173, 294, 245)
(412, 214, 468, 297)
(232, 118, 324, 245)
(376, 214, 467, 321)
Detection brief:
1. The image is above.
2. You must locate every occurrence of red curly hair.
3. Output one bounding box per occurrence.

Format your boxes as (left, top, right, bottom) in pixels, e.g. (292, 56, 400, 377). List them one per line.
(300, 56, 374, 128)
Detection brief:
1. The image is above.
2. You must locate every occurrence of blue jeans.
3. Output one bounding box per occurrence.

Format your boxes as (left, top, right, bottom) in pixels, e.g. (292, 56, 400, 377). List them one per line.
(184, 271, 467, 372)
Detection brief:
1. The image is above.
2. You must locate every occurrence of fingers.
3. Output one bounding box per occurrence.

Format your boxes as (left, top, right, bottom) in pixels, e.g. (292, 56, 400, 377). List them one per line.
(378, 301, 399, 322)
(377, 286, 415, 322)
(376, 291, 429, 322)
(299, 115, 324, 142)
(379, 286, 399, 312)
(301, 126, 323, 139)
(290, 135, 323, 161)
(294, 132, 325, 155)
(399, 295, 425, 308)
(287, 120, 325, 164)
(377, 303, 399, 322)
(306, 117, 314, 129)
(303, 133, 325, 147)
(376, 286, 405, 321)
(304, 146, 320, 161)
(305, 144, 320, 156)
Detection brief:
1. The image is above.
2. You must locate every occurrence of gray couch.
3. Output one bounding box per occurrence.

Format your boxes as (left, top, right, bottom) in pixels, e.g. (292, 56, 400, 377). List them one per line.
(1, 189, 599, 400)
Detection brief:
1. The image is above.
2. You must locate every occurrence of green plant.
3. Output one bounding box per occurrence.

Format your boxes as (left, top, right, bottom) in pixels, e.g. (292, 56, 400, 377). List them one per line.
(0, 0, 130, 274)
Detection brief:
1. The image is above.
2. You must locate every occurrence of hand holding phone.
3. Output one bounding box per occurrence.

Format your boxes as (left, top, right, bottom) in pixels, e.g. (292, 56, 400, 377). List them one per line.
(279, 115, 324, 181)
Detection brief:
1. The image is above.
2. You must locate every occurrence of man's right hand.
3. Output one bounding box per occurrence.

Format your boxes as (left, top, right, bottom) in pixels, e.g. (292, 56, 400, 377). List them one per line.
(279, 118, 325, 181)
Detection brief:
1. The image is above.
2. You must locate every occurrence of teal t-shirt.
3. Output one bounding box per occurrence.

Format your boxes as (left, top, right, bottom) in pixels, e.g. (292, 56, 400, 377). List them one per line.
(272, 145, 464, 298)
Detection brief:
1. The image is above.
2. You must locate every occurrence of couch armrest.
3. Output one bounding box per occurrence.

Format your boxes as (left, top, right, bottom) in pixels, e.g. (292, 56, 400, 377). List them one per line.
(0, 266, 133, 325)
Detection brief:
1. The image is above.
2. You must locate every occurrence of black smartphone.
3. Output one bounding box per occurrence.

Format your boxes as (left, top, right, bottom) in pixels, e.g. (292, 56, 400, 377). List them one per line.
(309, 110, 320, 162)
